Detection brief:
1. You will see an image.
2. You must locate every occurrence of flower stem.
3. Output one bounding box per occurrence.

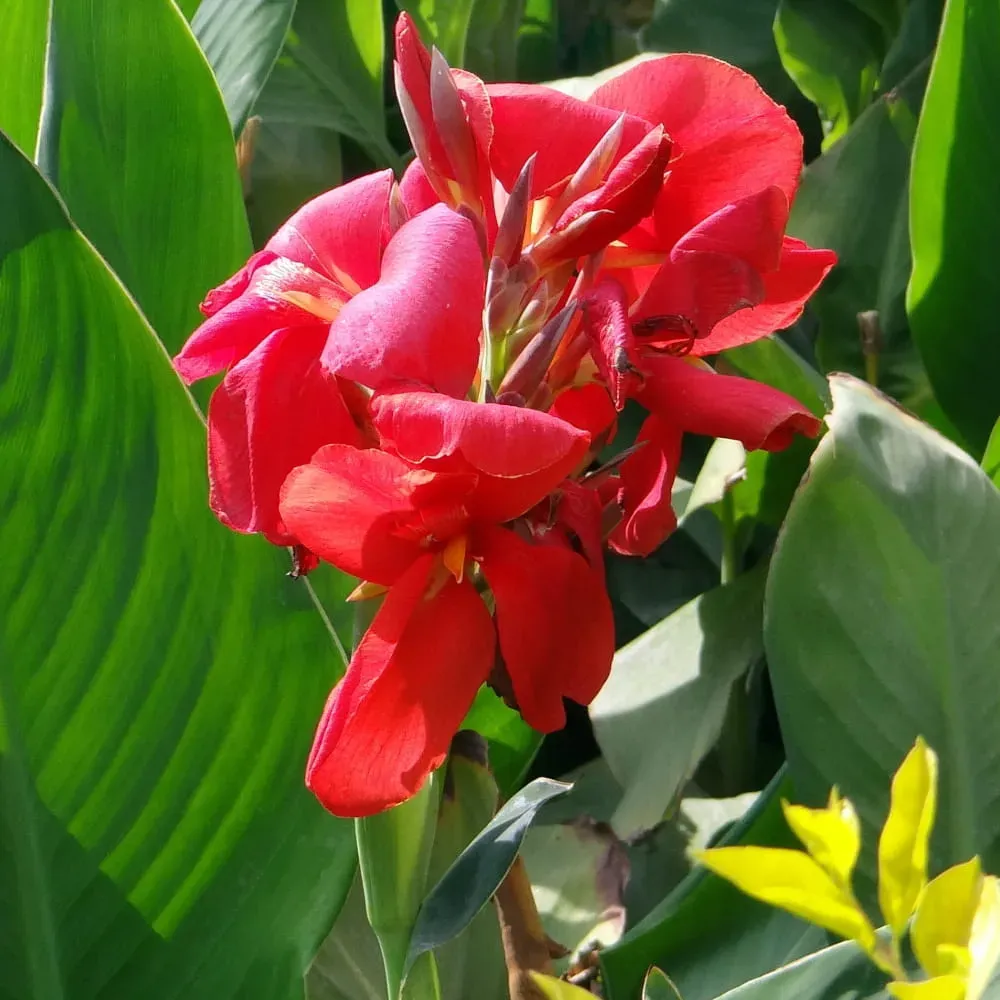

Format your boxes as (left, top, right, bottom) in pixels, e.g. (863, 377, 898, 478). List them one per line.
(493, 856, 552, 1000)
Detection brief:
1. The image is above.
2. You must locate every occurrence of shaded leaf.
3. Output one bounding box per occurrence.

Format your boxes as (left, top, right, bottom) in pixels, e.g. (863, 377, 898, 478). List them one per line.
(396, 0, 476, 68)
(590, 568, 766, 838)
(405, 779, 572, 970)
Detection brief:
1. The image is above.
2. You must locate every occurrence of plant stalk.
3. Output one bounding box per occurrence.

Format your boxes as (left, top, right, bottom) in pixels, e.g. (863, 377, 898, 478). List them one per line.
(493, 856, 552, 1000)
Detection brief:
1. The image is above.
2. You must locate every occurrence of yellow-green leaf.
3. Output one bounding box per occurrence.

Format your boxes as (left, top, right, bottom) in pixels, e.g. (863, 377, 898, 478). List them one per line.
(887, 975, 967, 1000)
(696, 846, 877, 952)
(912, 858, 983, 978)
(879, 737, 939, 937)
(967, 875, 1000, 1000)
(782, 787, 861, 886)
(530, 972, 597, 999)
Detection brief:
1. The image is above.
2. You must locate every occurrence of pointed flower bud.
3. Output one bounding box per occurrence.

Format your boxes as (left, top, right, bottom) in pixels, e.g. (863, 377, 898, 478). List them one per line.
(497, 302, 577, 398)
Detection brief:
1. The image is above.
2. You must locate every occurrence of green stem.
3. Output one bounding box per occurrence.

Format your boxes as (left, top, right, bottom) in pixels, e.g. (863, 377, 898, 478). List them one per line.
(720, 490, 739, 586)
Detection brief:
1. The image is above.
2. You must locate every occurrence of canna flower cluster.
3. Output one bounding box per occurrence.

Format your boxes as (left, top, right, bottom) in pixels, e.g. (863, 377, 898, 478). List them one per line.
(174, 16, 836, 818)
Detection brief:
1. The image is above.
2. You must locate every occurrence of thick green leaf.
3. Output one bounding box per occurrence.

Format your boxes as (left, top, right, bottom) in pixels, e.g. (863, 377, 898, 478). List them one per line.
(193, 0, 297, 134)
(908, 0, 1000, 452)
(396, 0, 476, 68)
(982, 417, 1000, 487)
(0, 131, 354, 999)
(0, 0, 47, 154)
(766, 375, 1000, 900)
(774, 0, 885, 146)
(600, 770, 829, 1000)
(644, 967, 682, 1000)
(590, 569, 766, 838)
(405, 778, 571, 969)
(719, 337, 829, 529)
(255, 0, 398, 169)
(517, 0, 558, 82)
(790, 68, 929, 406)
(709, 939, 887, 999)
(462, 687, 542, 796)
(36, 0, 251, 355)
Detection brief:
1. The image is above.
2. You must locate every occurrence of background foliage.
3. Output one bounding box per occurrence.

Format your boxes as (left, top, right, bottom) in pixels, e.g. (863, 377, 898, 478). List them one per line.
(1, 0, 998, 998)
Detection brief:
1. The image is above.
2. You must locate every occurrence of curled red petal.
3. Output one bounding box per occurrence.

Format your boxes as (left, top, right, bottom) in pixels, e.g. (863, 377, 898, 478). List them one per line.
(549, 127, 671, 258)
(639, 355, 823, 450)
(207, 326, 361, 546)
(691, 237, 838, 355)
(485, 82, 653, 195)
(306, 554, 495, 817)
(265, 170, 393, 291)
(199, 250, 277, 316)
(321, 204, 483, 397)
(582, 278, 642, 409)
(591, 54, 803, 247)
(476, 524, 615, 732)
(372, 391, 591, 522)
(279, 444, 474, 584)
(174, 258, 345, 383)
(609, 413, 682, 557)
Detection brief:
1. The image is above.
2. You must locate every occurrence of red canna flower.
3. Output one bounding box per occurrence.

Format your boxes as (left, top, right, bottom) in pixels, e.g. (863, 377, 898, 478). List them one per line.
(278, 404, 613, 815)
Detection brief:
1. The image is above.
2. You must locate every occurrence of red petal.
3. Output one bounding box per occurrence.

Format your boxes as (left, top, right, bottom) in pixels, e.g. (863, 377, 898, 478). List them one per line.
(691, 237, 838, 355)
(207, 326, 361, 545)
(322, 204, 484, 398)
(591, 54, 803, 247)
(548, 383, 618, 445)
(609, 413, 682, 557)
(476, 525, 614, 732)
(306, 554, 495, 816)
(485, 83, 652, 195)
(265, 170, 393, 291)
(174, 258, 345, 383)
(199, 249, 277, 316)
(673, 187, 789, 274)
(639, 355, 823, 450)
(554, 479, 606, 573)
(399, 159, 442, 217)
(279, 444, 474, 584)
(372, 391, 591, 522)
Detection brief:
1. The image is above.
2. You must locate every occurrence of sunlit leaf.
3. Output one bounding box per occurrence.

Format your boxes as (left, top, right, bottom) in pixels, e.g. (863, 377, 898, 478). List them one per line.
(912, 858, 982, 978)
(782, 789, 861, 887)
(878, 737, 939, 937)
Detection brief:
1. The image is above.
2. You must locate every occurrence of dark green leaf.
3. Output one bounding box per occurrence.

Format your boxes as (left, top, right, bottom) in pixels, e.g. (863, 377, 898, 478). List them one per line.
(774, 0, 885, 146)
(396, 0, 476, 68)
(465, 0, 524, 79)
(255, 0, 398, 169)
(908, 0, 1000, 452)
(405, 778, 572, 970)
(983, 417, 1000, 487)
(600, 770, 828, 1000)
(766, 375, 1000, 901)
(0, 0, 47, 154)
(0, 130, 354, 1000)
(517, 0, 558, 82)
(640, 0, 800, 105)
(37, 0, 251, 354)
(193, 0, 297, 134)
(590, 569, 766, 837)
(790, 69, 929, 408)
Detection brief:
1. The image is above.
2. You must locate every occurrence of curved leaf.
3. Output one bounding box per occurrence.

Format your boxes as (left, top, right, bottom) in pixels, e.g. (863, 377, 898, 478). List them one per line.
(0, 130, 354, 1000)
(908, 0, 1000, 451)
(0, 0, 47, 154)
(405, 778, 572, 970)
(193, 0, 297, 134)
(766, 375, 1000, 900)
(37, 0, 251, 353)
